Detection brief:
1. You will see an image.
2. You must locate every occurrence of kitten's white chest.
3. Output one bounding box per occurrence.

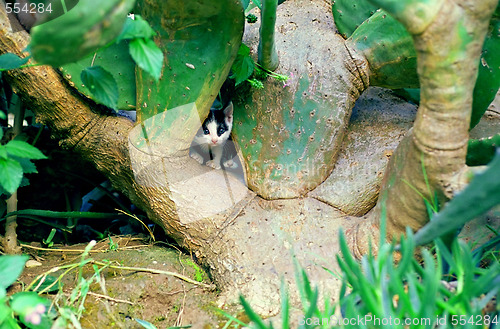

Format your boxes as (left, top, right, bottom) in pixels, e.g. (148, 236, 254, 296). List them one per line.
(189, 102, 235, 170)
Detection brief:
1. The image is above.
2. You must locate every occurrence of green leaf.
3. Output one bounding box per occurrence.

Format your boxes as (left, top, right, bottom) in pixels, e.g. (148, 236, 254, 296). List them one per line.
(19, 177, 30, 189)
(60, 39, 136, 111)
(0, 255, 29, 290)
(30, 275, 59, 293)
(129, 38, 163, 81)
(0, 302, 12, 325)
(414, 149, 500, 246)
(280, 279, 289, 328)
(0, 53, 29, 71)
(231, 44, 255, 85)
(0, 157, 23, 194)
(134, 318, 157, 329)
(470, 16, 500, 129)
(118, 15, 155, 41)
(239, 296, 268, 329)
(30, 0, 136, 66)
(0, 147, 8, 159)
(15, 158, 37, 175)
(302, 287, 319, 322)
(81, 66, 119, 110)
(5, 141, 47, 160)
(0, 315, 22, 329)
(466, 133, 500, 166)
(10, 292, 51, 329)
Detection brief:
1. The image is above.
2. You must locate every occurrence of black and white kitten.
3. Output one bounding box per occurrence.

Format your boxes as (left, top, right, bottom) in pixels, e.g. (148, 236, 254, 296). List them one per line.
(190, 102, 237, 170)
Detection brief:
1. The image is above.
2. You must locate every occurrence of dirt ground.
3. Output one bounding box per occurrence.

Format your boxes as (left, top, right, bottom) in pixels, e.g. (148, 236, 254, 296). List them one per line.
(12, 236, 245, 329)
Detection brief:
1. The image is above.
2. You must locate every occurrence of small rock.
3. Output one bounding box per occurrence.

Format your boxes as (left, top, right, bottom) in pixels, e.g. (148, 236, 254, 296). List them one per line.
(25, 260, 42, 268)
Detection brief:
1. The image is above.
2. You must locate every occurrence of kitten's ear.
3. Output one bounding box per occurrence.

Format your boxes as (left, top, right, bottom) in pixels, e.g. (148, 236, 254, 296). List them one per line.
(224, 102, 234, 123)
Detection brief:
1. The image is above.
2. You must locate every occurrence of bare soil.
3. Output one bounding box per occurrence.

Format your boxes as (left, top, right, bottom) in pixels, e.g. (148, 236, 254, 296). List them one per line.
(13, 237, 243, 329)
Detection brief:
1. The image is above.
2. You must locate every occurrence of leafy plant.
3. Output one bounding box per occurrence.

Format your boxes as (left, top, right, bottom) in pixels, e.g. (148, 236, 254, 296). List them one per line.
(0, 129, 47, 195)
(338, 230, 499, 329)
(0, 255, 53, 329)
(0, 7, 163, 112)
(0, 53, 30, 72)
(230, 44, 289, 89)
(116, 14, 164, 81)
(60, 13, 163, 111)
(230, 233, 499, 328)
(29, 0, 136, 67)
(108, 236, 119, 251)
(42, 228, 57, 248)
(231, 0, 288, 89)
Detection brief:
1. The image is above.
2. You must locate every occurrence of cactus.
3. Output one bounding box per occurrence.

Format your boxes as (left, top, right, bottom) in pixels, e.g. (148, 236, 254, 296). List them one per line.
(347, 10, 419, 89)
(60, 41, 136, 111)
(414, 150, 500, 246)
(332, 0, 378, 39)
(466, 134, 500, 166)
(345, 3, 499, 129)
(470, 7, 500, 129)
(30, 0, 136, 66)
(348, 0, 499, 255)
(258, 0, 279, 71)
(134, 0, 244, 122)
(232, 0, 364, 199)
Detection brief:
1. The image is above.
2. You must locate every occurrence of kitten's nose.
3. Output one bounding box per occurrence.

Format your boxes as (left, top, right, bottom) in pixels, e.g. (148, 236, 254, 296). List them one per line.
(211, 138, 218, 144)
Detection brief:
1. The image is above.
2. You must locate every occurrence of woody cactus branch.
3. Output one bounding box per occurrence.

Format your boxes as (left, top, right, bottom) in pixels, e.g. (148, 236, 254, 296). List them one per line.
(347, 0, 499, 257)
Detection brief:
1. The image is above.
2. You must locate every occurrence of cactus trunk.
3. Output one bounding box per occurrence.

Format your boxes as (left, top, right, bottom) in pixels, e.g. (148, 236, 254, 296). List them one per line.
(348, 0, 499, 256)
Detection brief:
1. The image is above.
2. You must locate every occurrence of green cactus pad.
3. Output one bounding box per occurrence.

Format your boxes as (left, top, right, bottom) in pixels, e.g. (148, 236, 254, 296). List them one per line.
(60, 41, 136, 111)
(345, 3, 498, 128)
(231, 0, 365, 199)
(346, 4, 497, 127)
(332, 0, 379, 39)
(466, 134, 500, 166)
(233, 75, 351, 198)
(30, 0, 136, 66)
(134, 0, 244, 122)
(470, 14, 500, 129)
(347, 10, 419, 89)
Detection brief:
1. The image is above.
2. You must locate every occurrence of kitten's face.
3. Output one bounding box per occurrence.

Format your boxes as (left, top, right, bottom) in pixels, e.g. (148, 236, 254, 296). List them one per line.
(200, 103, 233, 146)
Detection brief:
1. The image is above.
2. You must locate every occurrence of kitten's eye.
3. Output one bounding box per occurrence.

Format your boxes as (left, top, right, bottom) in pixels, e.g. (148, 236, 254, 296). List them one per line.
(217, 127, 226, 136)
(203, 128, 209, 135)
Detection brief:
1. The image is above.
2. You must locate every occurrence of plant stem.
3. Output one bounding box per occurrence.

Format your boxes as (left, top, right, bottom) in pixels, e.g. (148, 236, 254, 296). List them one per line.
(91, 260, 215, 288)
(5, 191, 20, 254)
(1, 209, 128, 221)
(4, 101, 24, 254)
(258, 0, 279, 71)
